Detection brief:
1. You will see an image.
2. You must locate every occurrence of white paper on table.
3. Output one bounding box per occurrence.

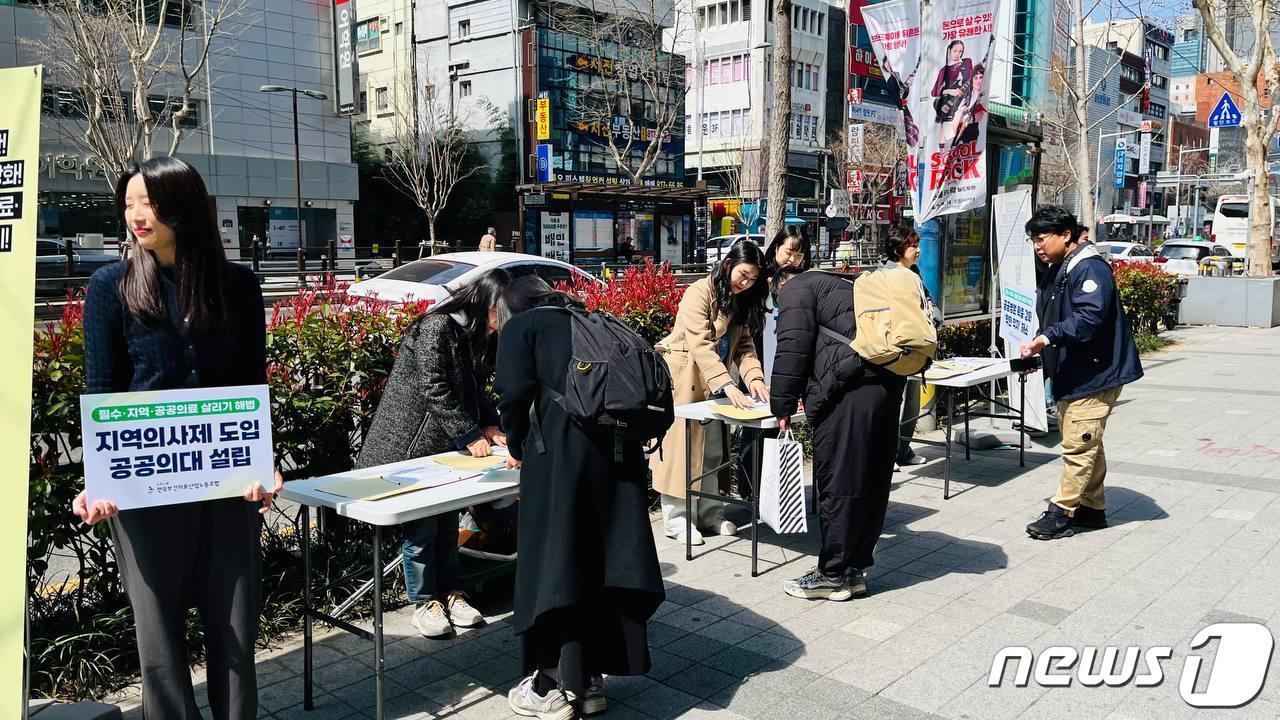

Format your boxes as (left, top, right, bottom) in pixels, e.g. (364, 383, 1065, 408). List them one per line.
(382, 464, 467, 487)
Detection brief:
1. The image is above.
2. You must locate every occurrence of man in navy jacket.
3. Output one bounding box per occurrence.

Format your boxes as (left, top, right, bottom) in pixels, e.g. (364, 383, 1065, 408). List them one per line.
(1020, 206, 1143, 540)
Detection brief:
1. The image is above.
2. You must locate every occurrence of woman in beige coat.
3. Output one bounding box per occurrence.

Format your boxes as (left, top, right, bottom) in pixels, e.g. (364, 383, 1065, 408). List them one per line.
(651, 241, 770, 545)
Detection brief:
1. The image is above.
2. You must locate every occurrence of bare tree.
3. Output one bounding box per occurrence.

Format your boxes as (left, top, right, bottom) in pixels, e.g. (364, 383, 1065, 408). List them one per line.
(382, 76, 488, 256)
(764, 0, 793, 242)
(717, 117, 769, 233)
(543, 0, 690, 184)
(827, 123, 907, 253)
(1012, 1, 1171, 226)
(1194, 0, 1280, 275)
(27, 0, 244, 189)
(1036, 117, 1078, 207)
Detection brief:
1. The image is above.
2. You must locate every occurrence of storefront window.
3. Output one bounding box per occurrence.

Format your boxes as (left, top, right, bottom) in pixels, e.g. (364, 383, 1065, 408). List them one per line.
(942, 206, 989, 317)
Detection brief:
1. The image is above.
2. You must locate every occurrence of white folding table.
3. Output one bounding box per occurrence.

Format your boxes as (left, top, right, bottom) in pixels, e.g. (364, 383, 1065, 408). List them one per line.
(280, 456, 520, 719)
(675, 400, 804, 577)
(906, 358, 1031, 499)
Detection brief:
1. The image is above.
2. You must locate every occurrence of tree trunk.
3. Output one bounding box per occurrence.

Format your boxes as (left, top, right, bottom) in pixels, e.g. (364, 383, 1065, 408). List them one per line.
(423, 216, 437, 260)
(765, 0, 792, 244)
(1072, 0, 1095, 226)
(1245, 115, 1272, 276)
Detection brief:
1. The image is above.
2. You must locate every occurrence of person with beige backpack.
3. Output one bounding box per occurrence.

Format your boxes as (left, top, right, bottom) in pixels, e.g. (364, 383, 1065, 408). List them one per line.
(769, 251, 936, 600)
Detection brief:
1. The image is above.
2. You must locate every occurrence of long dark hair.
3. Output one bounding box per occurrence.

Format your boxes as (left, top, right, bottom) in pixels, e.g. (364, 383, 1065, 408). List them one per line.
(428, 268, 514, 368)
(763, 226, 812, 280)
(115, 157, 226, 331)
(501, 275, 584, 317)
(710, 240, 768, 334)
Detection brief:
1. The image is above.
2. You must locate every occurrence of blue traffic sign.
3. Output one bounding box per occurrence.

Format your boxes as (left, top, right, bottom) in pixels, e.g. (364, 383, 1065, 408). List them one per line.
(536, 144, 552, 183)
(1208, 93, 1242, 128)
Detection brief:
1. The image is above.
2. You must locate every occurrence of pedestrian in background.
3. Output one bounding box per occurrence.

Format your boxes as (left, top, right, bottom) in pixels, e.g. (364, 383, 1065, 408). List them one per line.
(496, 276, 664, 720)
(479, 227, 498, 252)
(356, 270, 515, 637)
(881, 226, 942, 470)
(72, 156, 281, 720)
(736, 227, 810, 500)
(650, 241, 770, 546)
(1021, 206, 1143, 540)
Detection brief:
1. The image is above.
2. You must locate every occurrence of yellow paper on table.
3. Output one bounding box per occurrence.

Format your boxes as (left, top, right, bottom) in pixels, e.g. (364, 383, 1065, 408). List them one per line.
(711, 405, 773, 421)
(430, 452, 506, 471)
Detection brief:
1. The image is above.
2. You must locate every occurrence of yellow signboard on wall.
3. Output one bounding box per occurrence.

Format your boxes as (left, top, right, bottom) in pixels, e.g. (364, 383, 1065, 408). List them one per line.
(535, 97, 550, 140)
(0, 64, 41, 716)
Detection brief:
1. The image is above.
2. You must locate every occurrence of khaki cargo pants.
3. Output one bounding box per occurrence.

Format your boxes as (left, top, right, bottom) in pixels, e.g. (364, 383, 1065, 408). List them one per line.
(1052, 387, 1122, 513)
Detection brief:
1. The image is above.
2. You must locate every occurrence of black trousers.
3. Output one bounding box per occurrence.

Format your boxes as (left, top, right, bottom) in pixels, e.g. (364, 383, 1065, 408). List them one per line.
(520, 594, 653, 695)
(110, 497, 262, 720)
(811, 375, 905, 575)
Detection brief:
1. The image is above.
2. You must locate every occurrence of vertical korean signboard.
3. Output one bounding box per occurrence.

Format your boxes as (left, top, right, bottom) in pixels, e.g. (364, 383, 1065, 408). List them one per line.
(0, 65, 40, 715)
(333, 0, 358, 115)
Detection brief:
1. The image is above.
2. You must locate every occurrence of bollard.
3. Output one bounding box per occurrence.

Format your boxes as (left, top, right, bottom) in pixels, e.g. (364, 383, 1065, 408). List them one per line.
(296, 246, 306, 285)
(251, 237, 261, 272)
(328, 239, 338, 273)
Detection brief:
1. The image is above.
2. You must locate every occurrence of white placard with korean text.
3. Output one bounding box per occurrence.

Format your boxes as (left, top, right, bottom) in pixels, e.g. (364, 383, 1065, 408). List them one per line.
(81, 385, 274, 510)
(993, 189, 1047, 432)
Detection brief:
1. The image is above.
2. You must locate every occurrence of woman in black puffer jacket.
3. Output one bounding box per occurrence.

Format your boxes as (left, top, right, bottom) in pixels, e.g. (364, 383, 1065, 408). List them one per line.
(769, 269, 906, 601)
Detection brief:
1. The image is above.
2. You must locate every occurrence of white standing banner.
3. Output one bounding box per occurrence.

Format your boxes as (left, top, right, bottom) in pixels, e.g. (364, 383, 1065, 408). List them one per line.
(993, 189, 1047, 432)
(863, 0, 999, 222)
(81, 385, 275, 510)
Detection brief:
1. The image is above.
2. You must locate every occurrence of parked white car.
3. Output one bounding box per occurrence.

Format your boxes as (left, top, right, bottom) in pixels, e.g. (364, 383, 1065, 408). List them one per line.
(705, 234, 763, 268)
(1154, 240, 1234, 277)
(348, 251, 601, 305)
(1097, 242, 1155, 263)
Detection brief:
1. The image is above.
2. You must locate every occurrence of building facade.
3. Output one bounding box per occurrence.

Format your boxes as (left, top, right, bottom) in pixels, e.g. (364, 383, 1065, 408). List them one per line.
(0, 0, 359, 259)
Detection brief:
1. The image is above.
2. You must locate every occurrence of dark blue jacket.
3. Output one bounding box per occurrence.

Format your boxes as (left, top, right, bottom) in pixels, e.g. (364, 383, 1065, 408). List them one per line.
(1035, 243, 1142, 401)
(84, 261, 266, 394)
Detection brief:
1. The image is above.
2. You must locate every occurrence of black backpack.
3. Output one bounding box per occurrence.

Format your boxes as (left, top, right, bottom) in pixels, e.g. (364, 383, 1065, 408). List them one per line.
(528, 305, 675, 462)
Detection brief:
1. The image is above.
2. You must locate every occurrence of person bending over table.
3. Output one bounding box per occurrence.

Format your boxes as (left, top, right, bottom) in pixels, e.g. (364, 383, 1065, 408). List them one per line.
(356, 270, 518, 638)
(770, 269, 906, 601)
(649, 241, 770, 546)
(495, 276, 665, 720)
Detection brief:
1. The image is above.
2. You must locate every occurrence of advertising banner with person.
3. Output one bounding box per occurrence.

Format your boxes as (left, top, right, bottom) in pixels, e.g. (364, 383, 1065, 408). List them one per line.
(0, 65, 40, 714)
(863, 0, 1000, 222)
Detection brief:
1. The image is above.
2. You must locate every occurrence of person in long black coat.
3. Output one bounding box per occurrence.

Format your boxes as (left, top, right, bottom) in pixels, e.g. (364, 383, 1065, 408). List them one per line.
(495, 277, 665, 720)
(770, 270, 906, 601)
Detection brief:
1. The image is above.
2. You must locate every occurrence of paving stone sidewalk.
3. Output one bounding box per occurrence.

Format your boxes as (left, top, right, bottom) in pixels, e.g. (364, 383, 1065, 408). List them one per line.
(117, 324, 1280, 719)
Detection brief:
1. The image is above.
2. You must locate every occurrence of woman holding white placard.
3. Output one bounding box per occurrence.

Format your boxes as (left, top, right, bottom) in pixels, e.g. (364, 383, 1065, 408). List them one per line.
(72, 157, 279, 720)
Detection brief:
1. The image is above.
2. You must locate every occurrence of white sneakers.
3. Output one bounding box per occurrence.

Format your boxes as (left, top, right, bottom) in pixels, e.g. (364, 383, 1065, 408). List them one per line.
(664, 522, 705, 545)
(664, 518, 738, 544)
(410, 600, 451, 638)
(411, 591, 486, 638)
(508, 673, 574, 720)
(447, 591, 484, 628)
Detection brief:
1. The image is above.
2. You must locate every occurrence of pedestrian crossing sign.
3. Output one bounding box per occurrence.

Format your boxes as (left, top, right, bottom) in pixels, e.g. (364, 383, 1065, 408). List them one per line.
(1208, 93, 1242, 128)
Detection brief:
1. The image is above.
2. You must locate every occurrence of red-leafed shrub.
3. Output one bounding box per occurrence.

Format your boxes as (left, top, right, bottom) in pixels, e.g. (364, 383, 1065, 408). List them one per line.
(1111, 260, 1179, 335)
(558, 259, 685, 345)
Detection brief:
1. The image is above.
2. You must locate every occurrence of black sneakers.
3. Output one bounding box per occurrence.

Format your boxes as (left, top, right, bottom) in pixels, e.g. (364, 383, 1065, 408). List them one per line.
(1026, 503, 1073, 540)
(1027, 503, 1108, 540)
(1072, 505, 1108, 529)
(784, 567, 854, 601)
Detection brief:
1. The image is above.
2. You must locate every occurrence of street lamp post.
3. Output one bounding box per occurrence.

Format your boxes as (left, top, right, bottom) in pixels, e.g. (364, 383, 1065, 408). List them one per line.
(260, 85, 328, 276)
(1178, 146, 1211, 235)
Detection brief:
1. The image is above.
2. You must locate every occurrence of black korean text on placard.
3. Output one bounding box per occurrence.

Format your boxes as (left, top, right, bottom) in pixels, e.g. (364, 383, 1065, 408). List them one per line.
(0, 192, 21, 221)
(0, 129, 8, 158)
(0, 225, 11, 252)
(0, 160, 23, 190)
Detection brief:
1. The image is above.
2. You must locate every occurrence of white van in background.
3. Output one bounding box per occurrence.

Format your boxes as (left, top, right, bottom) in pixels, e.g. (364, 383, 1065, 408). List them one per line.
(1212, 195, 1280, 269)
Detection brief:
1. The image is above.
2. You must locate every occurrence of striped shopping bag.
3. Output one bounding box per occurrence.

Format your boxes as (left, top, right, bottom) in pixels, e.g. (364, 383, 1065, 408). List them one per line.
(759, 430, 808, 534)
